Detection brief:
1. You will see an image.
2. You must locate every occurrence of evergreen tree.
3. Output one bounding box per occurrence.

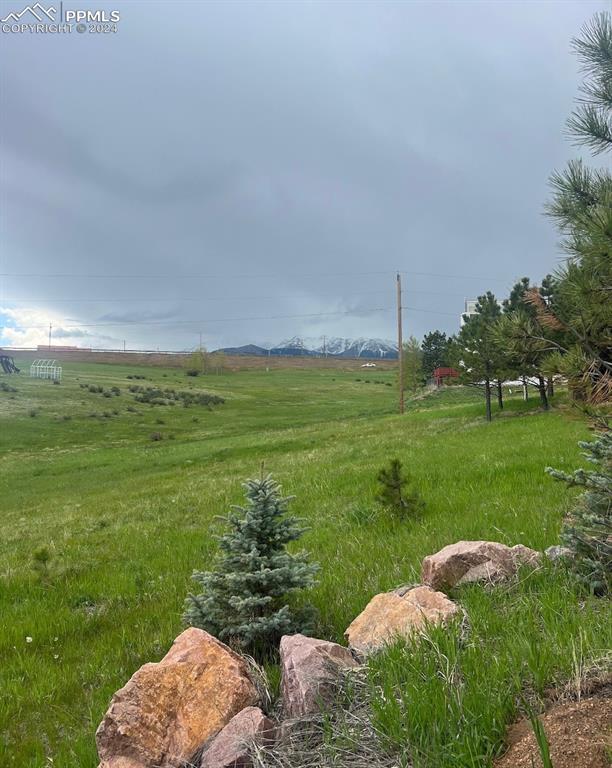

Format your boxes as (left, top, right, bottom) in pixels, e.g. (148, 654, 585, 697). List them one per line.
(566, 12, 612, 154)
(376, 458, 424, 521)
(183, 474, 319, 655)
(421, 331, 450, 379)
(451, 292, 504, 421)
(538, 12, 612, 404)
(502, 277, 532, 314)
(494, 310, 552, 409)
(546, 432, 611, 595)
(402, 336, 424, 393)
(500, 277, 533, 401)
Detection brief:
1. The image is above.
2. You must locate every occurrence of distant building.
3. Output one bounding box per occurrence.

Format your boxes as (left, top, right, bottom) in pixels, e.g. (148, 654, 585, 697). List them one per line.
(433, 367, 459, 387)
(461, 299, 478, 326)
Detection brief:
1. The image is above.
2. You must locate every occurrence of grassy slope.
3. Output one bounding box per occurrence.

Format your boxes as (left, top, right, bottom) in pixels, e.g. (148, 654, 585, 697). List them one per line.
(0, 361, 608, 767)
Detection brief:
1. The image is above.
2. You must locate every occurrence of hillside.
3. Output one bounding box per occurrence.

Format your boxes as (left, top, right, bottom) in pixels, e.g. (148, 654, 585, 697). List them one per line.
(0, 362, 609, 767)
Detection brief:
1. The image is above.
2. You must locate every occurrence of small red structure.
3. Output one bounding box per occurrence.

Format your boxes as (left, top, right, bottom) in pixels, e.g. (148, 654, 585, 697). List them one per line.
(433, 367, 459, 387)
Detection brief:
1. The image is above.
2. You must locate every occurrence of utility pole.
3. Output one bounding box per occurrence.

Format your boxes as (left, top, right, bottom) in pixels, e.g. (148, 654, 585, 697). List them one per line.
(199, 331, 203, 351)
(397, 273, 404, 414)
(322, 335, 327, 358)
(48, 323, 52, 351)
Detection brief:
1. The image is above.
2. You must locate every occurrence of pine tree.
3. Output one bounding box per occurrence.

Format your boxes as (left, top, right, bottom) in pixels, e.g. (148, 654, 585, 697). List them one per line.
(546, 431, 611, 595)
(376, 458, 425, 521)
(494, 309, 552, 410)
(183, 474, 319, 655)
(421, 331, 450, 379)
(451, 292, 504, 421)
(539, 12, 612, 404)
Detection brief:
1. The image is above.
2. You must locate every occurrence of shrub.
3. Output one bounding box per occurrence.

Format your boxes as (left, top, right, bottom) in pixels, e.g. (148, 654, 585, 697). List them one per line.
(184, 474, 319, 656)
(32, 546, 52, 580)
(376, 458, 425, 521)
(546, 431, 611, 595)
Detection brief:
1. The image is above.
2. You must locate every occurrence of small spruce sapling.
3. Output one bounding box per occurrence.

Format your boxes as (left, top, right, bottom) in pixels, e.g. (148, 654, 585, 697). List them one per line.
(183, 473, 319, 656)
(376, 458, 425, 521)
(546, 431, 611, 595)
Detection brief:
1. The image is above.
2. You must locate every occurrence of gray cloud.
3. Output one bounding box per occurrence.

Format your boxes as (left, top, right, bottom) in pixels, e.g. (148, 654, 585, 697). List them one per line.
(0, 0, 607, 351)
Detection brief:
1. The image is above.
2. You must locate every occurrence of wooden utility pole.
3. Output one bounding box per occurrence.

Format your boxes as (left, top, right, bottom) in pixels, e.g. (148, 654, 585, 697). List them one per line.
(397, 273, 404, 414)
(48, 323, 52, 351)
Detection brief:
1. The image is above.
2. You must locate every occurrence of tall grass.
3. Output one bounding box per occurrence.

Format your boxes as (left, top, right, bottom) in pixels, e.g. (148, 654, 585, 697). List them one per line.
(367, 568, 610, 767)
(0, 363, 607, 767)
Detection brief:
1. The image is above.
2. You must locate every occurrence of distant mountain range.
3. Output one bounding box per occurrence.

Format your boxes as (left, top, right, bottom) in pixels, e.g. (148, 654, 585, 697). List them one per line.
(216, 336, 398, 359)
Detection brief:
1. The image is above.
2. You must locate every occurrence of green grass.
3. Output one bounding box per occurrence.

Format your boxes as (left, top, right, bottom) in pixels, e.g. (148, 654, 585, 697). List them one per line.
(0, 361, 608, 767)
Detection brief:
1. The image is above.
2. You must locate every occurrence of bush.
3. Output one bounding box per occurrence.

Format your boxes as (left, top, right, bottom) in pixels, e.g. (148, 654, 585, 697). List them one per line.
(376, 458, 425, 521)
(32, 546, 52, 580)
(546, 431, 611, 594)
(184, 474, 319, 656)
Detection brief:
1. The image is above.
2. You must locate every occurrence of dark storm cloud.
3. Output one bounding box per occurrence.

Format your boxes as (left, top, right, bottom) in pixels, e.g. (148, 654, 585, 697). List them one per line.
(0, 0, 608, 350)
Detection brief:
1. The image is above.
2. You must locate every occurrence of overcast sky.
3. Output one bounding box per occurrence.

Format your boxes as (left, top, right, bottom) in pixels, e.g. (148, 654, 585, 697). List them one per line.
(0, 0, 607, 351)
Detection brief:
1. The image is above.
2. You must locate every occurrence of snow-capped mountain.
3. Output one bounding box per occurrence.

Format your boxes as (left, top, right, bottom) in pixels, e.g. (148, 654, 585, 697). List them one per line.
(216, 336, 398, 359)
(250, 336, 398, 358)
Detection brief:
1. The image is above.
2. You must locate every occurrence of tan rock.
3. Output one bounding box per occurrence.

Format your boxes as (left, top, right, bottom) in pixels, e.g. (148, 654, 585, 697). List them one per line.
(344, 585, 459, 656)
(96, 628, 258, 768)
(279, 634, 358, 718)
(199, 706, 275, 768)
(421, 540, 540, 591)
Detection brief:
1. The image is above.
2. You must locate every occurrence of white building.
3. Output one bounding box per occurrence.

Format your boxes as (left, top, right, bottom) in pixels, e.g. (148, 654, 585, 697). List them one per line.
(461, 299, 479, 326)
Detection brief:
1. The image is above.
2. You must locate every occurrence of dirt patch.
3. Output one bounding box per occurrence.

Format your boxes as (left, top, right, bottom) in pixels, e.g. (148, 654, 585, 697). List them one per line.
(494, 693, 612, 768)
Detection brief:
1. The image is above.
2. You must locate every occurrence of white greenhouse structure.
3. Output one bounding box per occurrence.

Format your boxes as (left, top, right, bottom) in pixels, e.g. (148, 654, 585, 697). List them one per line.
(30, 359, 62, 381)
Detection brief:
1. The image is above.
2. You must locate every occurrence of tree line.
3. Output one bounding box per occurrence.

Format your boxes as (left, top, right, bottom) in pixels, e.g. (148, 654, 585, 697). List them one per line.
(403, 12, 611, 421)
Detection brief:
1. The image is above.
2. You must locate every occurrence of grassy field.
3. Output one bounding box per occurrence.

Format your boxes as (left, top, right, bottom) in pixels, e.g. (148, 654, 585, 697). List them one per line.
(0, 360, 609, 767)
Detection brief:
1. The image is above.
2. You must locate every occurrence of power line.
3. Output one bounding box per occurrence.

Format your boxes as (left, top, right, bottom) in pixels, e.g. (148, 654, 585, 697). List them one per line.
(1, 287, 476, 303)
(5, 303, 460, 332)
(0, 268, 513, 282)
(11, 307, 394, 330)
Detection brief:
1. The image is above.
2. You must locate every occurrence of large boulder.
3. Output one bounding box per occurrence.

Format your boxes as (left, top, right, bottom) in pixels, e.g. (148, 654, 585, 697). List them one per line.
(421, 541, 541, 591)
(344, 585, 459, 656)
(96, 628, 259, 768)
(199, 707, 275, 768)
(279, 634, 358, 718)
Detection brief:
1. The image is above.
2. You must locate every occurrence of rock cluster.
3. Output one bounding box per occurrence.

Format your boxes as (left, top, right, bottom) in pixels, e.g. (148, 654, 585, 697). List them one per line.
(96, 628, 258, 768)
(96, 539, 543, 768)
